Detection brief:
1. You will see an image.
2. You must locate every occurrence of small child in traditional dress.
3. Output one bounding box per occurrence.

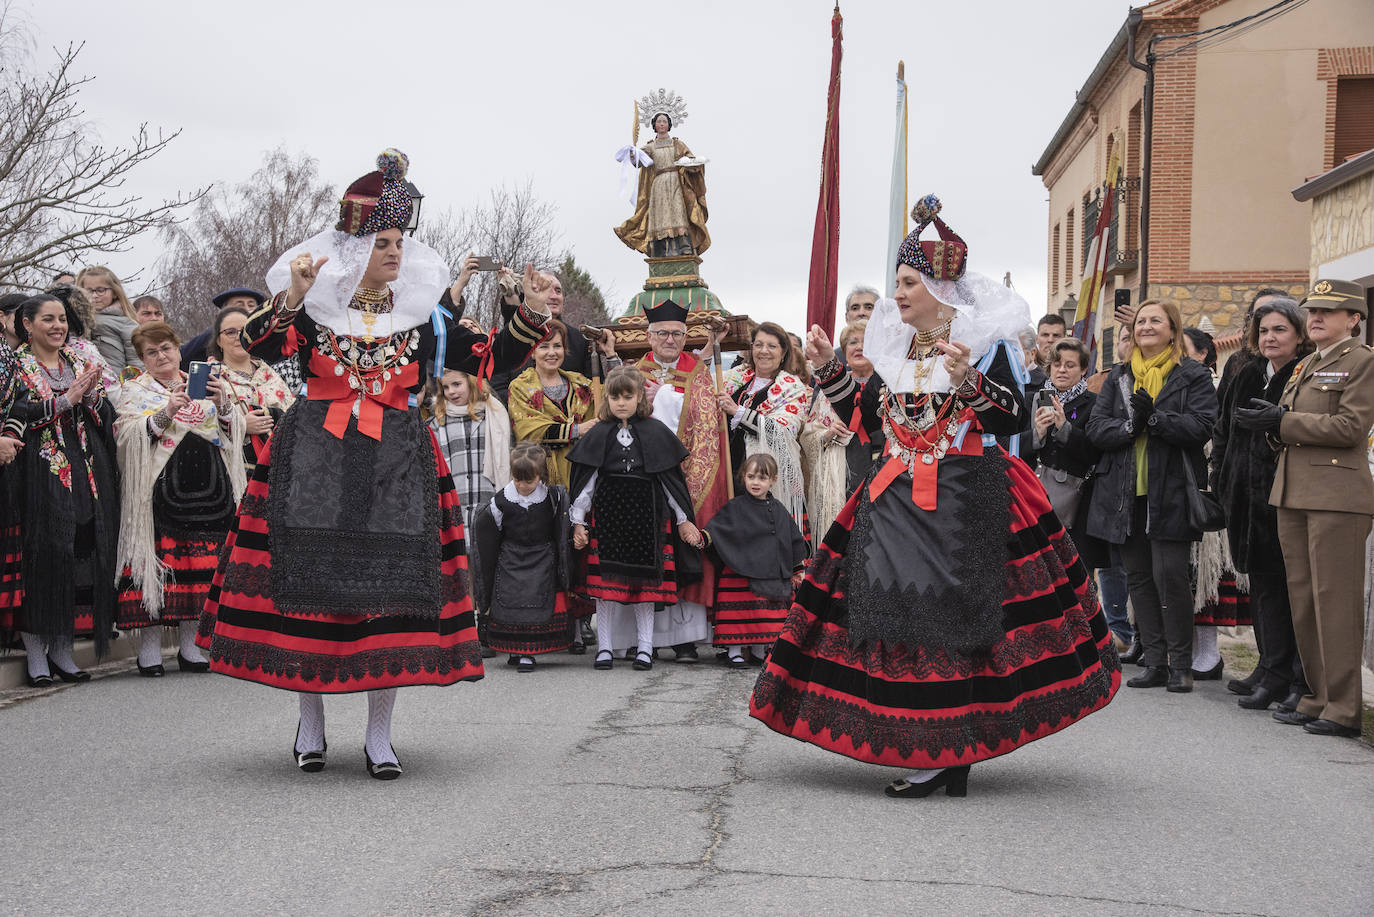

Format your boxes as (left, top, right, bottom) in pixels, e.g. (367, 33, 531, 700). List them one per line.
(567, 366, 702, 671)
(469, 443, 573, 673)
(704, 453, 810, 667)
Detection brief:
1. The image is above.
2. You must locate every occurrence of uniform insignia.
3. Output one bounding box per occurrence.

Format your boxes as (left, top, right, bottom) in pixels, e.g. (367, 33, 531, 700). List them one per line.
(1313, 280, 1332, 295)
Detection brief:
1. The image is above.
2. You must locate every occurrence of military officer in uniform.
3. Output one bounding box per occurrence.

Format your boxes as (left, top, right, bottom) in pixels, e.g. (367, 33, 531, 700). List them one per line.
(1236, 278, 1374, 738)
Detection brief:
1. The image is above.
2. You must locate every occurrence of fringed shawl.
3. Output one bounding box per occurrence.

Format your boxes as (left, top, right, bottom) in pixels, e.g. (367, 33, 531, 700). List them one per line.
(115, 372, 246, 617)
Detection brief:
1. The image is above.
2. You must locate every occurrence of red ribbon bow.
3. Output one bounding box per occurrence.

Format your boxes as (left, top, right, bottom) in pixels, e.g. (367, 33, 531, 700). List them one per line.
(306, 350, 418, 440)
(471, 328, 497, 381)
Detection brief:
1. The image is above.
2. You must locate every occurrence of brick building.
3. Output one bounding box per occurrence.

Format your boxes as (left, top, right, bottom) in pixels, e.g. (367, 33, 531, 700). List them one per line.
(1032, 0, 1374, 365)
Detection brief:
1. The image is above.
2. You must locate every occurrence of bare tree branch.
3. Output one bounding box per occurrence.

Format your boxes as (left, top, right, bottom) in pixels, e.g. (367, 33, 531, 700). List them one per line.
(0, 27, 203, 289)
(154, 146, 336, 337)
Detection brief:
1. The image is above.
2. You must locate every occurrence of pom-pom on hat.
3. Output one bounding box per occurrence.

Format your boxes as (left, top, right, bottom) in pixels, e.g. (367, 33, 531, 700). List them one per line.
(896, 193, 968, 281)
(336, 148, 413, 236)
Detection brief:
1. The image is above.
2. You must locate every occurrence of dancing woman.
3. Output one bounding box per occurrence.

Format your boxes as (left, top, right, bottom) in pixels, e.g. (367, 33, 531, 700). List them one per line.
(197, 150, 549, 779)
(749, 196, 1120, 797)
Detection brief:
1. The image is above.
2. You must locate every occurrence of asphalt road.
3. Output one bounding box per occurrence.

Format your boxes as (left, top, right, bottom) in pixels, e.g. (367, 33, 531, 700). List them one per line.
(2, 652, 1371, 916)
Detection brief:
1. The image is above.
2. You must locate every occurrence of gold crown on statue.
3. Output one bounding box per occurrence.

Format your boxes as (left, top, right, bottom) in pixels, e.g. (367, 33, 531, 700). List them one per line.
(638, 88, 690, 129)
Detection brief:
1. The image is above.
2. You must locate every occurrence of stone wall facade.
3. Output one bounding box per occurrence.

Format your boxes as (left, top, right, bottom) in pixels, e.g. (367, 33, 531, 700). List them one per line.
(1150, 281, 1310, 335)
(1309, 170, 1374, 277)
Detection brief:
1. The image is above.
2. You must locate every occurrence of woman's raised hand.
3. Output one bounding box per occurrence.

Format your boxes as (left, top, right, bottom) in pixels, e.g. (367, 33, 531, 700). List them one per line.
(287, 253, 329, 309)
(805, 325, 834, 365)
(450, 253, 481, 303)
(933, 339, 972, 388)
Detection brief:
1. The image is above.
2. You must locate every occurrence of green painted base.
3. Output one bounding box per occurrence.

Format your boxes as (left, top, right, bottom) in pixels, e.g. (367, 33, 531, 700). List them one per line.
(621, 255, 730, 318)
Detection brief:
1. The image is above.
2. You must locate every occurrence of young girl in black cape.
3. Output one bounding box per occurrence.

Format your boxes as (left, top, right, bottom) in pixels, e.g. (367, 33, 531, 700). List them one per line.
(704, 453, 810, 668)
(469, 443, 573, 672)
(568, 366, 702, 671)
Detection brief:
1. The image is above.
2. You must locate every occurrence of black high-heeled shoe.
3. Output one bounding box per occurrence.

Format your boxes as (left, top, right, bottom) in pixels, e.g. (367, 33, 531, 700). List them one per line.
(365, 747, 402, 780)
(136, 661, 165, 678)
(884, 765, 971, 799)
(26, 672, 54, 688)
(177, 652, 211, 674)
(47, 655, 90, 683)
(292, 723, 326, 773)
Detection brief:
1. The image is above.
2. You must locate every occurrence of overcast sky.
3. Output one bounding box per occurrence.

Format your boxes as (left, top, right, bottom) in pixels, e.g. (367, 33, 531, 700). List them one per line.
(27, 0, 1128, 330)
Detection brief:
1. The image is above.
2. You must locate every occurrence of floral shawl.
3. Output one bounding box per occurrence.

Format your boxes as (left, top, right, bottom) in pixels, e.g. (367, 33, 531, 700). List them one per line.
(508, 366, 595, 488)
(213, 358, 295, 415)
(14, 344, 106, 493)
(114, 371, 246, 616)
(722, 366, 809, 526)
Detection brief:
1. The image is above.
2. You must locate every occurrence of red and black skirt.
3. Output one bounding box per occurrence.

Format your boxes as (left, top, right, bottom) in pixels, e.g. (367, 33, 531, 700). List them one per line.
(712, 572, 791, 646)
(117, 533, 225, 627)
(485, 592, 575, 655)
(750, 451, 1120, 769)
(1194, 574, 1251, 627)
(197, 420, 483, 694)
(582, 518, 679, 606)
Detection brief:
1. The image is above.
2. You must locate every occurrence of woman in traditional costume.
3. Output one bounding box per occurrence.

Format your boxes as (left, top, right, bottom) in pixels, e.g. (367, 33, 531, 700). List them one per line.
(719, 322, 810, 532)
(2, 294, 120, 686)
(115, 322, 246, 676)
(508, 320, 609, 489)
(209, 303, 295, 477)
(750, 196, 1120, 798)
(197, 150, 550, 780)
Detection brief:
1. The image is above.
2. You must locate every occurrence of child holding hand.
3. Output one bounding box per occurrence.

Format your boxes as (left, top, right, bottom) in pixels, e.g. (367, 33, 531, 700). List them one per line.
(703, 453, 810, 667)
(567, 366, 701, 672)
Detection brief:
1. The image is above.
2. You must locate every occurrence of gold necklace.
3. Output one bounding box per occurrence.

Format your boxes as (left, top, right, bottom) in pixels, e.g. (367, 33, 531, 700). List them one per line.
(350, 287, 392, 343)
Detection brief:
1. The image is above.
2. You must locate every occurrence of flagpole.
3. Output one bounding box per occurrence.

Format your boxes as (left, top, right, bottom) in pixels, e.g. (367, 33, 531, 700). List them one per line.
(804, 5, 844, 336)
(885, 61, 908, 298)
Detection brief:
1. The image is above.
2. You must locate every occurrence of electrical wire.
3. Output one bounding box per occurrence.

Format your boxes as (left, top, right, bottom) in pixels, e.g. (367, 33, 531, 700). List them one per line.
(1151, 0, 1306, 60)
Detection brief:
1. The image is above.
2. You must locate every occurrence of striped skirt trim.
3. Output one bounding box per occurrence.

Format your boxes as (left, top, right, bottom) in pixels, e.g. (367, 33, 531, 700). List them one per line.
(118, 533, 226, 627)
(712, 573, 791, 646)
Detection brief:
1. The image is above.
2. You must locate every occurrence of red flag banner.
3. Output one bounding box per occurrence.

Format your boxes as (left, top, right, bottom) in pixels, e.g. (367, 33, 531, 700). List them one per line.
(806, 6, 843, 335)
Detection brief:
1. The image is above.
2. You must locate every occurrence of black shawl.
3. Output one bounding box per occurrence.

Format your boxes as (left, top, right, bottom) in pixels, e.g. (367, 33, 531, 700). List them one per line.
(705, 493, 810, 600)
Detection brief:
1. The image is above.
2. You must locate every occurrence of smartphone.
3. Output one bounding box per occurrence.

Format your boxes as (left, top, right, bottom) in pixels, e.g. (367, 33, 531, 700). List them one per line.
(1035, 390, 1056, 411)
(187, 361, 211, 400)
(474, 256, 502, 271)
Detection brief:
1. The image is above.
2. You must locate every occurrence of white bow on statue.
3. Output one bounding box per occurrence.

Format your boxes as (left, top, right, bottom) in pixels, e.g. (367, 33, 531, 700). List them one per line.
(614, 144, 653, 206)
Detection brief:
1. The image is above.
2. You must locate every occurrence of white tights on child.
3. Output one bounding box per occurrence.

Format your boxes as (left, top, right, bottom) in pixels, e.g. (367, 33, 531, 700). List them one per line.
(1193, 624, 1220, 671)
(596, 601, 654, 656)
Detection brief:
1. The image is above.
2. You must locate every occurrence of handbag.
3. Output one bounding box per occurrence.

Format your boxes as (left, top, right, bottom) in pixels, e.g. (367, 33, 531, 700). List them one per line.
(1181, 456, 1226, 532)
(1036, 464, 1085, 526)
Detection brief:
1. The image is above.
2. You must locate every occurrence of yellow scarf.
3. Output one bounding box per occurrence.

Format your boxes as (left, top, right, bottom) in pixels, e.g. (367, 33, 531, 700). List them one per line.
(1130, 348, 1177, 496)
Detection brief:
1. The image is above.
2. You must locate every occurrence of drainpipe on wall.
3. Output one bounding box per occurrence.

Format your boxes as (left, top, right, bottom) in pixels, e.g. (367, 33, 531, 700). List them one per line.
(1126, 7, 1152, 304)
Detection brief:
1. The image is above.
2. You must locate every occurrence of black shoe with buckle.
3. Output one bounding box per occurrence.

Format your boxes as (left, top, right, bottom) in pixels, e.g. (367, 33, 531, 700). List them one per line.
(292, 724, 326, 773)
(633, 649, 654, 671)
(365, 747, 402, 780)
(884, 766, 971, 799)
(593, 650, 614, 670)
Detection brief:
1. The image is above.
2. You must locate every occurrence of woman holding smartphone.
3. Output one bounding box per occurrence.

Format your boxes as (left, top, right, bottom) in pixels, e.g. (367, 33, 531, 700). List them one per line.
(208, 304, 295, 476)
(115, 322, 246, 676)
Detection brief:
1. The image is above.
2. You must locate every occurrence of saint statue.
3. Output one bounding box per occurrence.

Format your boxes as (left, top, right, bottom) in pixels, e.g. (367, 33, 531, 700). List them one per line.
(614, 89, 711, 258)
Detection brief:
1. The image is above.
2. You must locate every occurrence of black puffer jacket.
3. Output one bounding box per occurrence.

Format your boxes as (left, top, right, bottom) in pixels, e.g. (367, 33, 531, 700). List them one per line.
(1084, 357, 1218, 544)
(1212, 352, 1301, 572)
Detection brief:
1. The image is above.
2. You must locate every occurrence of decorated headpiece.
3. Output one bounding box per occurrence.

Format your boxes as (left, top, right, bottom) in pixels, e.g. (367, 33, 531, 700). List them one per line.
(644, 300, 689, 325)
(896, 194, 968, 281)
(638, 88, 689, 130)
(336, 149, 412, 236)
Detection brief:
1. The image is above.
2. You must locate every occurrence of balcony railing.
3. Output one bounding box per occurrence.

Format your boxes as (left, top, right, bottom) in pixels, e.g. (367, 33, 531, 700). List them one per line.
(1083, 173, 1140, 276)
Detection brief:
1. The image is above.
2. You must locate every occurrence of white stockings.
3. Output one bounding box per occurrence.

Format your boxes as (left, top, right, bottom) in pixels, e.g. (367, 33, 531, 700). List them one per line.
(366, 688, 398, 764)
(137, 628, 164, 668)
(20, 632, 48, 678)
(296, 693, 325, 754)
(178, 621, 208, 663)
(1192, 624, 1220, 671)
